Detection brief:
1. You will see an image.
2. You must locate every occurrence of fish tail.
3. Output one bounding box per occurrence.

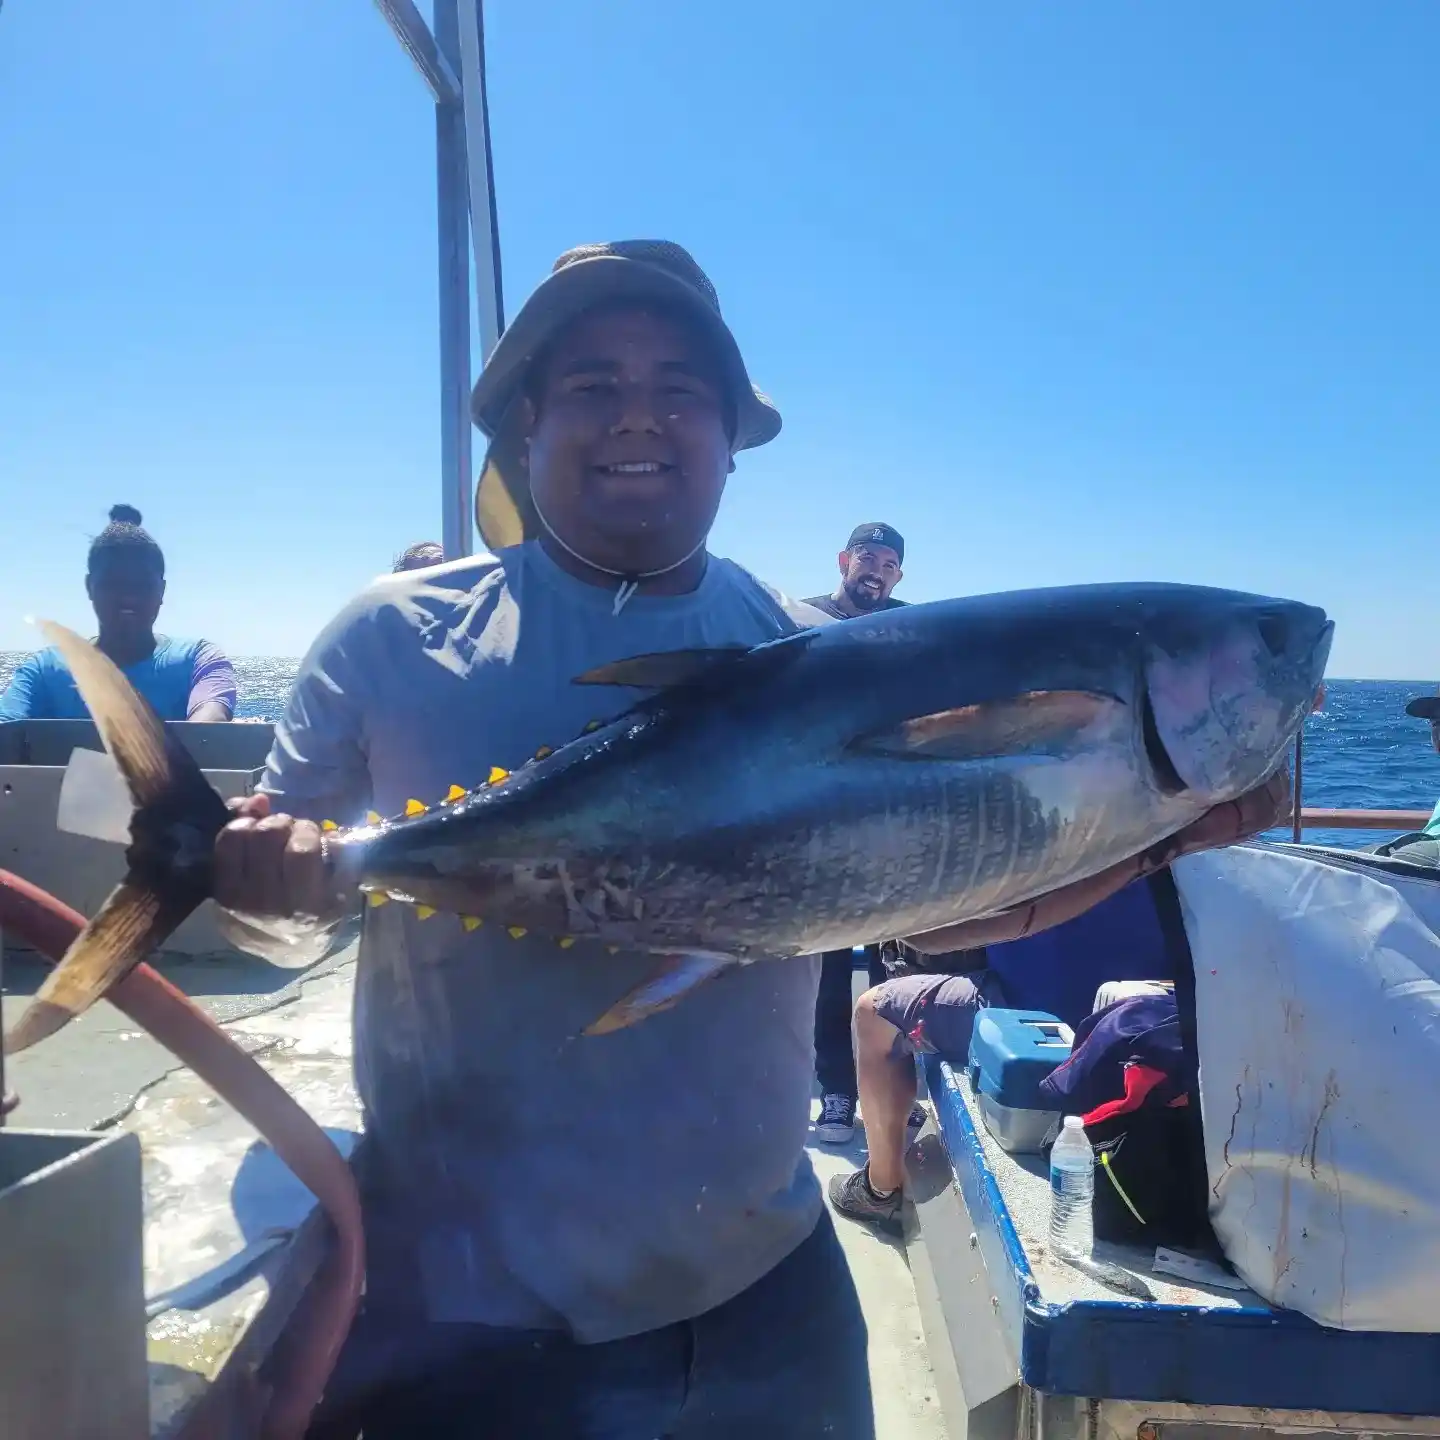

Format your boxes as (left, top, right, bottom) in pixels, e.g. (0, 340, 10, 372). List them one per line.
(5, 622, 231, 1054)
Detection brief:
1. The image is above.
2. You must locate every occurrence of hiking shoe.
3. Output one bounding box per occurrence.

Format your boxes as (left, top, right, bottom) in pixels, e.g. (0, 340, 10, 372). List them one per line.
(828, 1166, 904, 1237)
(816, 1093, 856, 1144)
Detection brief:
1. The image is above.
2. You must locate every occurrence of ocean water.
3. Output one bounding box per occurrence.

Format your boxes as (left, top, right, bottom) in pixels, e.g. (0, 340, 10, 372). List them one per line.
(1, 652, 1436, 850)
(229, 655, 298, 722)
(1277, 680, 1438, 848)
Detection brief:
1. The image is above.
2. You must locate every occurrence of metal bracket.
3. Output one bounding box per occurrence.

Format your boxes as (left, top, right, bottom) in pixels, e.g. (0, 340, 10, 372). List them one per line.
(371, 0, 461, 104)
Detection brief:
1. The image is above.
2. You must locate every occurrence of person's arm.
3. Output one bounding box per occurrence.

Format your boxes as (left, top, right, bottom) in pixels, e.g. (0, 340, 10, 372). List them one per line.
(900, 769, 1293, 954)
(255, 617, 373, 827)
(212, 608, 375, 963)
(0, 653, 48, 721)
(186, 641, 237, 721)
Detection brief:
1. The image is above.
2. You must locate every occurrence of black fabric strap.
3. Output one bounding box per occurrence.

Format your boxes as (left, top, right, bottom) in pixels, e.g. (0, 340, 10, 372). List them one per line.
(1145, 867, 1221, 1250)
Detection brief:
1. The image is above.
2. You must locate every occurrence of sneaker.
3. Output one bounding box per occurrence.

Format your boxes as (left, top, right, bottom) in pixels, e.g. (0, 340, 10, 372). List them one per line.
(828, 1166, 904, 1237)
(815, 1093, 856, 1144)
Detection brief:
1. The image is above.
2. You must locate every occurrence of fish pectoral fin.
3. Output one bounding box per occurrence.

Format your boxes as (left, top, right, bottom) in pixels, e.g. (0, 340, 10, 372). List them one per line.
(571, 648, 751, 690)
(5, 879, 201, 1054)
(851, 690, 1122, 762)
(582, 953, 735, 1036)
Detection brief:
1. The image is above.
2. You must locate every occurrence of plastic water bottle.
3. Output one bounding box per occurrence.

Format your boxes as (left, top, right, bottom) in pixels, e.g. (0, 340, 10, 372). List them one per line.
(1048, 1115, 1095, 1260)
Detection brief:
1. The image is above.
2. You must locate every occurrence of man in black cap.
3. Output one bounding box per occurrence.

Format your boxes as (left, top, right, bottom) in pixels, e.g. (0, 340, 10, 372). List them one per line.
(205, 241, 876, 1438)
(805, 522, 907, 620)
(805, 524, 919, 1145)
(1373, 689, 1440, 863)
(1403, 685, 1440, 763)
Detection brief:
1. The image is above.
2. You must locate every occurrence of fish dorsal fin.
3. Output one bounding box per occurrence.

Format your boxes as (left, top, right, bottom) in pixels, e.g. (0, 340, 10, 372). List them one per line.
(852, 690, 1121, 762)
(572, 647, 752, 690)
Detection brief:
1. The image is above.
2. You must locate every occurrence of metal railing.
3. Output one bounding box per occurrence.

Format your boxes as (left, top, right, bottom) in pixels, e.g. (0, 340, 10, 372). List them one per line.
(1288, 730, 1431, 842)
(1296, 807, 1432, 833)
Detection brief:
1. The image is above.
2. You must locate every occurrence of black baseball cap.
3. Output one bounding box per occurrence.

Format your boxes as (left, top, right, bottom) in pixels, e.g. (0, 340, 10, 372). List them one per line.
(471, 241, 781, 552)
(845, 522, 904, 564)
(1405, 687, 1440, 721)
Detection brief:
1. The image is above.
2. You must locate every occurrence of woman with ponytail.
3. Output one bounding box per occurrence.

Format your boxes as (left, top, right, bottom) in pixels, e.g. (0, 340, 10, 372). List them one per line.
(0, 505, 237, 721)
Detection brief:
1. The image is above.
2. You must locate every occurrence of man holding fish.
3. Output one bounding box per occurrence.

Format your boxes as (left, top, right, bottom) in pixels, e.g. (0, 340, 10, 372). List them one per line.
(13, 241, 1327, 1436)
(220, 242, 876, 1437)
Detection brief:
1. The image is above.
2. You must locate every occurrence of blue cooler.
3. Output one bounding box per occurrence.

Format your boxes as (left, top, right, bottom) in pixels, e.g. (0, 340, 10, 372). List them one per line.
(966, 1008, 1074, 1154)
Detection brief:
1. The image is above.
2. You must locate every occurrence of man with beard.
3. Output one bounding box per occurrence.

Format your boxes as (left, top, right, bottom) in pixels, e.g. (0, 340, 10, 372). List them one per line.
(804, 522, 906, 619)
(804, 523, 918, 1144)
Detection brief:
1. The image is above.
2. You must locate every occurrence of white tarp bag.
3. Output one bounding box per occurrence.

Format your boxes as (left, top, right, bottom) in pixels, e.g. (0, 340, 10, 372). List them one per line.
(1171, 842, 1440, 1331)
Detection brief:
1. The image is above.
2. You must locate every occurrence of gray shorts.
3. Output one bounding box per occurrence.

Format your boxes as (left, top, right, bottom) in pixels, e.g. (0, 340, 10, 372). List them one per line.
(870, 969, 1007, 1063)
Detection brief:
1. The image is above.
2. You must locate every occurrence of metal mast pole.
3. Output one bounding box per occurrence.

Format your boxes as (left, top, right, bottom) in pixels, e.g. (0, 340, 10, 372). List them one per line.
(432, 0, 473, 560)
(457, 0, 505, 364)
(374, 0, 504, 560)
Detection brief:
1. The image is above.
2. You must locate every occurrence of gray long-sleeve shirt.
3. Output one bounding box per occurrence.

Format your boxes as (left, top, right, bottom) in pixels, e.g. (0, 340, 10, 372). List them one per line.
(259, 541, 833, 1342)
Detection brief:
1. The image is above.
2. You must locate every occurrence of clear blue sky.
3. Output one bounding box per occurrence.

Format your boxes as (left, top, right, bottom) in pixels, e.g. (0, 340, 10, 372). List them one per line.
(2, 1, 1435, 677)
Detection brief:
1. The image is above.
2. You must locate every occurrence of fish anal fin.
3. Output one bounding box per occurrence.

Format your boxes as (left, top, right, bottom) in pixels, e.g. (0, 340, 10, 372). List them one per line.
(572, 648, 751, 691)
(5, 880, 201, 1053)
(582, 953, 735, 1036)
(853, 690, 1121, 762)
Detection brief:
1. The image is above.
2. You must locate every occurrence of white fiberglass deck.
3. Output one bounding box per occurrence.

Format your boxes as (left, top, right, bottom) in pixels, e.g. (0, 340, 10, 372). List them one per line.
(806, 962, 951, 1439)
(808, 1097, 951, 1439)
(949, 1068, 1260, 1311)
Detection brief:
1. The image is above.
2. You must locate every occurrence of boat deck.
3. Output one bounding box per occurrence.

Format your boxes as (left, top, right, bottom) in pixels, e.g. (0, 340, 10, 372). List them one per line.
(2, 948, 949, 1438)
(4, 947, 361, 1438)
(808, 1101, 950, 1439)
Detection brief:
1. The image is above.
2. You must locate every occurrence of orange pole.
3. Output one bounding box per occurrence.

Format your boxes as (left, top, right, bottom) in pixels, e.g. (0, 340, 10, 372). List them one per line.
(1291, 732, 1304, 843)
(1299, 808, 1432, 832)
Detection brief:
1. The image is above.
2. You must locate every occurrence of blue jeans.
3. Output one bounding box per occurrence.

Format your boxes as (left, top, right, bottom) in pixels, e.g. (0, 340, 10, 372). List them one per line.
(308, 1214, 874, 1439)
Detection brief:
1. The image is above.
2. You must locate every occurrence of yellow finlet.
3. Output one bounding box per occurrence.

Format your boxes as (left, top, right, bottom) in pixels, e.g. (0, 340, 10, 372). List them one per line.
(367, 891, 390, 908)
(445, 784, 467, 803)
(404, 798, 427, 817)
(321, 819, 338, 832)
(366, 810, 382, 826)
(415, 905, 437, 920)
(488, 766, 509, 785)
(583, 720, 602, 733)
(534, 745, 553, 761)
(558, 936, 577, 949)
(461, 915, 483, 932)
(508, 926, 528, 939)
